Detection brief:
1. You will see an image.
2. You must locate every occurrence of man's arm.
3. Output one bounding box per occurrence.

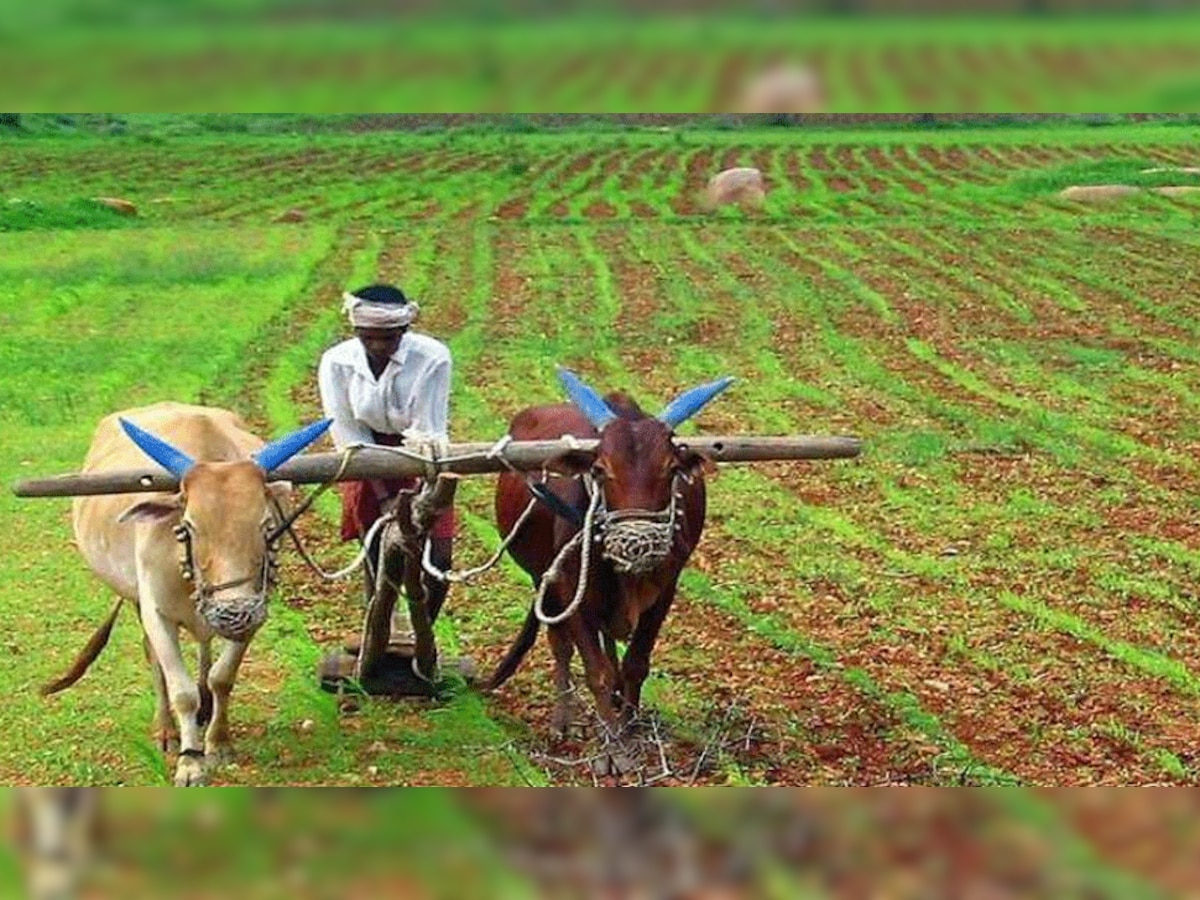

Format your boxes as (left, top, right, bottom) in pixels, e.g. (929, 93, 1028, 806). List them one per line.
(317, 354, 391, 504)
(402, 356, 452, 456)
(317, 353, 375, 450)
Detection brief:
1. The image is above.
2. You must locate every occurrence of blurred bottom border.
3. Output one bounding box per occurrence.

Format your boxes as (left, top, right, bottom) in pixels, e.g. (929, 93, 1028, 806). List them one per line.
(5, 787, 1199, 898)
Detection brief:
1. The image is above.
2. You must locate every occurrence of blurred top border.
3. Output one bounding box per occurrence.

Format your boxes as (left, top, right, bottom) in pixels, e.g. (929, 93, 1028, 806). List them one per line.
(5, 1, 1200, 28)
(2, 6, 1199, 113)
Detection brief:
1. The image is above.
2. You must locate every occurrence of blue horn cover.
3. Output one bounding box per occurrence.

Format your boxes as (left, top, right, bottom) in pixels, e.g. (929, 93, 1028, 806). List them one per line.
(119, 418, 196, 479)
(253, 419, 333, 473)
(657, 376, 735, 429)
(556, 367, 617, 430)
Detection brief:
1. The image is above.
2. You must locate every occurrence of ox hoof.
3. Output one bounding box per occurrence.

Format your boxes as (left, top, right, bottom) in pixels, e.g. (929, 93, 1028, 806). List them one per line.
(591, 748, 640, 778)
(174, 755, 207, 787)
(550, 706, 573, 741)
(550, 712, 587, 742)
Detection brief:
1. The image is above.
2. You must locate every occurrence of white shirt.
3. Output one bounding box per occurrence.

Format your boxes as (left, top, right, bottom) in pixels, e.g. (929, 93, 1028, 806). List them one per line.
(317, 333, 452, 450)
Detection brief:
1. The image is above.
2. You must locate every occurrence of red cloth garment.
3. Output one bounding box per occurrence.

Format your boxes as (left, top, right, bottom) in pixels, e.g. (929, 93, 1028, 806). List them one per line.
(338, 432, 457, 542)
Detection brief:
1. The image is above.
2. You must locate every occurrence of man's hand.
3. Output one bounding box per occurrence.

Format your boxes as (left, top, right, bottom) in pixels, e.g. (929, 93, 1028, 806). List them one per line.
(402, 429, 450, 462)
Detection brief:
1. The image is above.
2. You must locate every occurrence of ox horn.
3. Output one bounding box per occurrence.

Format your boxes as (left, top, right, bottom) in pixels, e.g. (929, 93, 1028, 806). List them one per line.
(253, 418, 333, 474)
(657, 376, 736, 429)
(557, 367, 617, 430)
(119, 418, 196, 479)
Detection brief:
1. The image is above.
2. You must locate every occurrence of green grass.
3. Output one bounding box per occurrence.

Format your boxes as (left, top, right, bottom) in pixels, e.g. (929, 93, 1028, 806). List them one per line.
(0, 197, 138, 231)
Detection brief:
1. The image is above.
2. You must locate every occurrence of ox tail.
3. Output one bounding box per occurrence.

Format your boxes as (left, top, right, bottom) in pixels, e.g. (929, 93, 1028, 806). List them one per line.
(40, 599, 123, 696)
(484, 603, 540, 692)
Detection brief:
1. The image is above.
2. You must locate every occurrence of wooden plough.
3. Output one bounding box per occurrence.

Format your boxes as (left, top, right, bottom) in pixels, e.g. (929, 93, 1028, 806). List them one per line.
(13, 435, 863, 497)
(13, 433, 863, 698)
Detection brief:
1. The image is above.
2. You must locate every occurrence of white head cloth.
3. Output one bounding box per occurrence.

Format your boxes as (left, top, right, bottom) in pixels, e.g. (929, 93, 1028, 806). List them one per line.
(342, 291, 420, 329)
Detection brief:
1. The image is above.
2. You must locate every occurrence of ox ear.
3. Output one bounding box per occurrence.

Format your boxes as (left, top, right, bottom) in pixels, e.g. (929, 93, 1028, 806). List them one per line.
(253, 419, 333, 474)
(657, 376, 736, 429)
(266, 480, 293, 503)
(117, 495, 183, 524)
(265, 480, 293, 519)
(677, 445, 718, 481)
(557, 367, 617, 431)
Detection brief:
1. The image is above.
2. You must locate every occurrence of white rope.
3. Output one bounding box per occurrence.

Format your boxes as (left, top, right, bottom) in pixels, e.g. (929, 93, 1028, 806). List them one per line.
(287, 438, 584, 601)
(534, 477, 603, 626)
(411, 653, 436, 685)
(328, 511, 395, 582)
(437, 433, 513, 468)
(416, 434, 560, 587)
(280, 446, 404, 583)
(421, 493, 539, 584)
(344, 441, 436, 465)
(487, 434, 513, 460)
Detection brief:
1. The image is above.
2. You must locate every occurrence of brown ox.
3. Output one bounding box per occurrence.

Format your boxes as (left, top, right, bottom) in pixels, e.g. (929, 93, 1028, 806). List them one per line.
(46, 402, 330, 786)
(487, 368, 732, 742)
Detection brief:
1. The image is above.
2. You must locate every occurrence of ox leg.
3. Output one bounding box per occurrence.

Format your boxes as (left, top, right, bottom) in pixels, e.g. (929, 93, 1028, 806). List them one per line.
(144, 634, 177, 754)
(601, 633, 622, 710)
(197, 640, 214, 728)
(570, 618, 619, 730)
(547, 623, 577, 739)
(205, 639, 248, 766)
(619, 581, 679, 726)
(138, 602, 205, 786)
(572, 621, 640, 776)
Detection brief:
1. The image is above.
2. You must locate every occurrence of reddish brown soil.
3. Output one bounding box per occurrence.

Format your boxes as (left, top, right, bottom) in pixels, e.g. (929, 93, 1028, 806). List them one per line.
(808, 144, 833, 172)
(780, 148, 813, 191)
(672, 147, 717, 215)
(863, 146, 927, 194)
(617, 147, 661, 191)
(545, 150, 602, 217)
(582, 200, 617, 219)
(890, 145, 955, 188)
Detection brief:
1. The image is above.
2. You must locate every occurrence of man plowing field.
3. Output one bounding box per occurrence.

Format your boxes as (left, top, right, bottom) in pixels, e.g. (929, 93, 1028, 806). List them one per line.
(317, 282, 459, 693)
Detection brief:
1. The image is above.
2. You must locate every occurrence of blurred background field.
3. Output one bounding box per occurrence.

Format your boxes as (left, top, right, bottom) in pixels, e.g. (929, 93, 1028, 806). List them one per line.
(2, 6, 1200, 111)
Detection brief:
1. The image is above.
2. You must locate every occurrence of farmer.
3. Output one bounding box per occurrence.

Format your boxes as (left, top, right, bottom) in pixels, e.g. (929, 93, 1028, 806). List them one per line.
(317, 283, 457, 637)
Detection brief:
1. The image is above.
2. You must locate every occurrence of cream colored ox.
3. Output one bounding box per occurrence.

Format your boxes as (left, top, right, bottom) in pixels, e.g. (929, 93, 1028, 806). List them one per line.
(45, 402, 330, 786)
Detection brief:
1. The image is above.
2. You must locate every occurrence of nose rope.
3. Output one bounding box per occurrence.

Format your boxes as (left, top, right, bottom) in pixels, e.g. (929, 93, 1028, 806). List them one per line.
(533, 476, 604, 626)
